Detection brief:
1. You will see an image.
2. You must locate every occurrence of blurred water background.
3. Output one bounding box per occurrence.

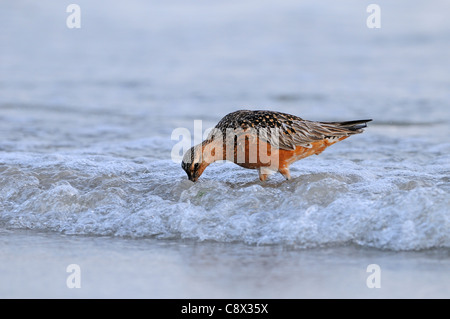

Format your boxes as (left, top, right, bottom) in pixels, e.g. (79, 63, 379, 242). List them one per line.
(0, 0, 449, 298)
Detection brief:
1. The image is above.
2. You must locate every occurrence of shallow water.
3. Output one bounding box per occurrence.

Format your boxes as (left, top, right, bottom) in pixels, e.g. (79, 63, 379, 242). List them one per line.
(1, 1, 449, 254)
(2, 229, 449, 298)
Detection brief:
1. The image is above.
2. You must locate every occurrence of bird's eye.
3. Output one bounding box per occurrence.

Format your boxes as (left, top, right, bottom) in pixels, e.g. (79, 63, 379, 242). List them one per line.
(194, 163, 200, 170)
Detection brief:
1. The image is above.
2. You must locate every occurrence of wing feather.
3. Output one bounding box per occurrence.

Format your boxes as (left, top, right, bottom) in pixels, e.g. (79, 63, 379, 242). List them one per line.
(212, 110, 371, 151)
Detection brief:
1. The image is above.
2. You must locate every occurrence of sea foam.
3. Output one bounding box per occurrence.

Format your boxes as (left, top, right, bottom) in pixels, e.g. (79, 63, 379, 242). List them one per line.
(1, 141, 448, 251)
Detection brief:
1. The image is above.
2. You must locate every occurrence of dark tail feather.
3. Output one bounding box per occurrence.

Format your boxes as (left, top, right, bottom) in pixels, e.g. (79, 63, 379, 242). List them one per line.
(335, 119, 372, 131)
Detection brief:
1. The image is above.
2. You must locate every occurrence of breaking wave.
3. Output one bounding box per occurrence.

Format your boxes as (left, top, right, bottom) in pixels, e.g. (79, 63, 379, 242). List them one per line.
(1, 137, 449, 251)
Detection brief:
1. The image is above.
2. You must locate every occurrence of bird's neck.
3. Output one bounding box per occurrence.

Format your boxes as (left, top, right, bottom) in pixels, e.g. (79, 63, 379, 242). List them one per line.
(200, 138, 226, 165)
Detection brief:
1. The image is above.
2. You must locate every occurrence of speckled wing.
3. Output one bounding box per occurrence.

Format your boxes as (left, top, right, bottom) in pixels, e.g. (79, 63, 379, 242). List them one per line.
(211, 110, 371, 151)
(272, 114, 372, 150)
(273, 115, 372, 150)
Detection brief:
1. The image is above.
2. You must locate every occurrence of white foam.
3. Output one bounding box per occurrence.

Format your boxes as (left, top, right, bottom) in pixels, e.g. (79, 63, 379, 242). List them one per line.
(1, 143, 449, 251)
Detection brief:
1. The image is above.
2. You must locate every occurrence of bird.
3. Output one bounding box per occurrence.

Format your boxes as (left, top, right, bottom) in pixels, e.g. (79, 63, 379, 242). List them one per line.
(182, 110, 372, 182)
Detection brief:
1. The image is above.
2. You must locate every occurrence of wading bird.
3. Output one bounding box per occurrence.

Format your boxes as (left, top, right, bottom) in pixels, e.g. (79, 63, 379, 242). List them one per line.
(182, 110, 371, 182)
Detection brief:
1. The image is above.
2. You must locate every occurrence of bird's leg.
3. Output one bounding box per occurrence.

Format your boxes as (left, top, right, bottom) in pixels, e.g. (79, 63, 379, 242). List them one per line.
(278, 167, 291, 180)
(258, 167, 273, 182)
(258, 170, 269, 182)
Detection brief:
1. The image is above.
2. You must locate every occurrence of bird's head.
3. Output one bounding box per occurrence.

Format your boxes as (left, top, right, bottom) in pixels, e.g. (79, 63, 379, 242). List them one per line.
(181, 144, 205, 182)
